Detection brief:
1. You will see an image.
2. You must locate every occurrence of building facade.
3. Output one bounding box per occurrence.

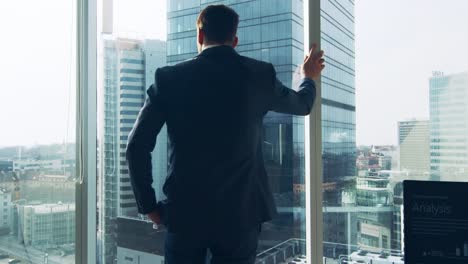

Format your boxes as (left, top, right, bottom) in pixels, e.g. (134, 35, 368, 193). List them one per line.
(12, 159, 75, 175)
(320, 0, 356, 205)
(0, 188, 12, 231)
(398, 120, 430, 173)
(320, 0, 356, 257)
(429, 72, 468, 181)
(18, 203, 75, 246)
(391, 182, 403, 252)
(100, 38, 167, 264)
(355, 170, 393, 252)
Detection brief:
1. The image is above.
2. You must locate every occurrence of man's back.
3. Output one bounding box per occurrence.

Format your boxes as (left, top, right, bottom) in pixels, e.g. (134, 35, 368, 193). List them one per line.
(126, 45, 317, 235)
(126, 5, 324, 263)
(158, 46, 278, 233)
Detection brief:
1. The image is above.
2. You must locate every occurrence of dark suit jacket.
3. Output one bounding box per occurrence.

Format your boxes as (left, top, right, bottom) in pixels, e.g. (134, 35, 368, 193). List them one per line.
(126, 45, 316, 235)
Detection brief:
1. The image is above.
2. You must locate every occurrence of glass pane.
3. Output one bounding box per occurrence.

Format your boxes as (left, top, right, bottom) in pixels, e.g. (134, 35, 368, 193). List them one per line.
(0, 1, 77, 263)
(97, 0, 307, 263)
(321, 0, 468, 263)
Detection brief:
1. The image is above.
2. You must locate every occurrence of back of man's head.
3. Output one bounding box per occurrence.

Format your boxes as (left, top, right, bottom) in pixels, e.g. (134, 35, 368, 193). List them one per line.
(196, 5, 239, 44)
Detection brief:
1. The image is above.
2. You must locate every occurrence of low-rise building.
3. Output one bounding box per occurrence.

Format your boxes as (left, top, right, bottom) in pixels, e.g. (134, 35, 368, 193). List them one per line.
(18, 203, 75, 246)
(356, 171, 393, 252)
(13, 159, 74, 175)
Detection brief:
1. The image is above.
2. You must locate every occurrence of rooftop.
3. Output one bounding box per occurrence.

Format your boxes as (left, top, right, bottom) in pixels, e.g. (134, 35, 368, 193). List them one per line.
(24, 203, 75, 214)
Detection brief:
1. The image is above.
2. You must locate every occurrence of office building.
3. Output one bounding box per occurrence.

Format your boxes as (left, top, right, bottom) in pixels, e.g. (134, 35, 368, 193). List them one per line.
(12, 159, 75, 175)
(320, 0, 356, 203)
(167, 0, 355, 254)
(356, 170, 392, 252)
(398, 120, 430, 173)
(391, 182, 403, 252)
(100, 37, 167, 264)
(0, 188, 12, 230)
(18, 203, 75, 246)
(429, 72, 468, 181)
(320, 0, 356, 257)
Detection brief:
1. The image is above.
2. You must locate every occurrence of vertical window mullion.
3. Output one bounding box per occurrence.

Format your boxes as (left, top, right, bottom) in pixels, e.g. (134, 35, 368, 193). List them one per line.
(305, 0, 323, 263)
(76, 0, 97, 263)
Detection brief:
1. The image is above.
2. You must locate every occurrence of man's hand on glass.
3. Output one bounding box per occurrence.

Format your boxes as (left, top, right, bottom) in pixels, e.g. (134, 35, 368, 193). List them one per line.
(302, 43, 325, 81)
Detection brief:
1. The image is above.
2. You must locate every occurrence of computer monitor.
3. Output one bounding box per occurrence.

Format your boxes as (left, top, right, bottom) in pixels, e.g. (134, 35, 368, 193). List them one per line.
(404, 180, 468, 264)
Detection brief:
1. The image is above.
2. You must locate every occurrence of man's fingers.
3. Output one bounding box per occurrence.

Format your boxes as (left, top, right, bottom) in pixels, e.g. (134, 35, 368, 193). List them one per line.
(304, 43, 317, 62)
(313, 50, 324, 60)
(309, 43, 317, 57)
(305, 49, 324, 65)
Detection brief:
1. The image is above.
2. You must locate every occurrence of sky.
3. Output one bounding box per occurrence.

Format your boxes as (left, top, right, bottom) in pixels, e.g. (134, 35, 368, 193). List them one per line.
(355, 0, 468, 145)
(0, 0, 467, 147)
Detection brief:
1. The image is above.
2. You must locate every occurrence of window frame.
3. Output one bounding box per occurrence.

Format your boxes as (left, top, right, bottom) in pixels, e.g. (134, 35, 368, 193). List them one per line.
(305, 1, 324, 264)
(76, 0, 97, 263)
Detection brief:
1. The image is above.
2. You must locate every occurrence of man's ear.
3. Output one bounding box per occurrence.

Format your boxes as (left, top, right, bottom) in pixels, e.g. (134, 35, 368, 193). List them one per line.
(232, 36, 238, 48)
(197, 29, 204, 46)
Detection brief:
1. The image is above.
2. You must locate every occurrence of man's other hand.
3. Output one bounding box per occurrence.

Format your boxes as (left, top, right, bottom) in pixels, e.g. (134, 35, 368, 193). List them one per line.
(302, 43, 325, 81)
(147, 209, 162, 225)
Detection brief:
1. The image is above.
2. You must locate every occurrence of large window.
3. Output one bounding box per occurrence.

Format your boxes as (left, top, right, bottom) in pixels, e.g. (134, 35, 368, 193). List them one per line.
(2, 0, 468, 263)
(0, 1, 77, 263)
(321, 1, 468, 263)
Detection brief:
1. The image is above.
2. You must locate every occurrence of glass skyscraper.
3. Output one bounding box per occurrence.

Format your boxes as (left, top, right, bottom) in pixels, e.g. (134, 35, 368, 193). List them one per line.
(320, 0, 356, 258)
(320, 0, 356, 204)
(429, 71, 468, 181)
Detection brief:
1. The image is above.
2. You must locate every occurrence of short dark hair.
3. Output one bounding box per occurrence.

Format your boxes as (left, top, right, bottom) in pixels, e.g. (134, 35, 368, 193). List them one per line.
(196, 5, 239, 44)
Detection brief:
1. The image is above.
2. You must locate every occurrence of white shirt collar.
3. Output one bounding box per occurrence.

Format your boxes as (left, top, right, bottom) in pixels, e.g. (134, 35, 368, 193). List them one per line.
(202, 44, 224, 51)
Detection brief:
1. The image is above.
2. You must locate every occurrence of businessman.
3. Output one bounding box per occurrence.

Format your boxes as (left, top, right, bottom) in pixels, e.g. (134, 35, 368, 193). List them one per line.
(126, 4, 325, 264)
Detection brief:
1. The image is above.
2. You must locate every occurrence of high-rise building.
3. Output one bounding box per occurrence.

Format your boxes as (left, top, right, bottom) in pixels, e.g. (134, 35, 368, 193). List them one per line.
(398, 120, 430, 173)
(167, 0, 355, 255)
(320, 0, 356, 257)
(320, 0, 356, 205)
(100, 37, 166, 264)
(429, 72, 468, 181)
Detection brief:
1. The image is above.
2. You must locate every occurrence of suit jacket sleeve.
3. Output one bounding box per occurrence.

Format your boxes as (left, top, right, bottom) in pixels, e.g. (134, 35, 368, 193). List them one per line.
(269, 63, 316, 115)
(126, 68, 167, 214)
